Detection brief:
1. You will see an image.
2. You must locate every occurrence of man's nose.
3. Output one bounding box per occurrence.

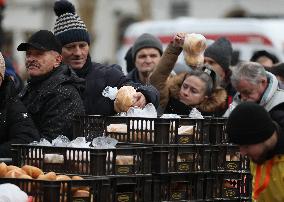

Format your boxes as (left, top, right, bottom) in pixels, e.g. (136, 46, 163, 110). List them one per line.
(73, 46, 82, 55)
(145, 56, 152, 63)
(182, 90, 189, 97)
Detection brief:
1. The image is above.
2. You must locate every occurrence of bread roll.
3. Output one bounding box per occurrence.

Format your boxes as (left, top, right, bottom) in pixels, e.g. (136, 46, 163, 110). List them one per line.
(183, 33, 206, 68)
(114, 86, 137, 112)
(73, 190, 90, 198)
(37, 172, 56, 181)
(183, 33, 206, 55)
(56, 175, 71, 181)
(184, 54, 204, 68)
(178, 126, 194, 135)
(71, 176, 90, 192)
(71, 176, 84, 180)
(107, 124, 127, 133)
(7, 165, 21, 172)
(116, 155, 134, 165)
(5, 169, 27, 178)
(0, 162, 8, 177)
(21, 165, 44, 179)
(18, 174, 33, 179)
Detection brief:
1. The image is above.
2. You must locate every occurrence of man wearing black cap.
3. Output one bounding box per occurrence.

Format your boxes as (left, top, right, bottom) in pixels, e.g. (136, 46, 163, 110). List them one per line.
(53, 0, 159, 115)
(18, 30, 85, 141)
(127, 33, 163, 85)
(226, 102, 284, 201)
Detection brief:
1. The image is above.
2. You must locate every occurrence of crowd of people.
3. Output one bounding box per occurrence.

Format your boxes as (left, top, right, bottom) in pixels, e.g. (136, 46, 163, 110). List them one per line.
(0, 0, 284, 201)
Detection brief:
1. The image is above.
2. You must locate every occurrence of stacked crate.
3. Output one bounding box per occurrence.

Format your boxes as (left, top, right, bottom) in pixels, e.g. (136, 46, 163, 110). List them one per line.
(9, 115, 252, 201)
(98, 116, 252, 201)
(11, 141, 152, 201)
(208, 117, 252, 201)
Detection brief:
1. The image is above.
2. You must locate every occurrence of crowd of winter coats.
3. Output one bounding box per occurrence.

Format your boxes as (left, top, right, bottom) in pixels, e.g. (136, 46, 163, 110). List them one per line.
(1, 0, 284, 160)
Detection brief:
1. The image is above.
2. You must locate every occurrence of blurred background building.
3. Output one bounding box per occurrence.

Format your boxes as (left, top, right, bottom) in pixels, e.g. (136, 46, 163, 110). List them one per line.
(2, 0, 284, 75)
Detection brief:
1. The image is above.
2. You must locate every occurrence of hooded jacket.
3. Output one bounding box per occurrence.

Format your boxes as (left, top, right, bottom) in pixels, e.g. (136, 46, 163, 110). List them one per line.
(20, 64, 85, 141)
(150, 42, 227, 116)
(0, 77, 39, 157)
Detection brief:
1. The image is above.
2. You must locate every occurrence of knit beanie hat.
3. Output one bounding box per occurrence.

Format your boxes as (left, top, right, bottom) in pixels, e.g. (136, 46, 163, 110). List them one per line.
(204, 37, 233, 70)
(53, 0, 90, 46)
(226, 102, 275, 145)
(0, 52, 6, 80)
(132, 33, 163, 61)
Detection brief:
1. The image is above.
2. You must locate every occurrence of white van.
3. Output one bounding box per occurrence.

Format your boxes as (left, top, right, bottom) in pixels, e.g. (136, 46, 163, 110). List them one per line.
(117, 18, 284, 73)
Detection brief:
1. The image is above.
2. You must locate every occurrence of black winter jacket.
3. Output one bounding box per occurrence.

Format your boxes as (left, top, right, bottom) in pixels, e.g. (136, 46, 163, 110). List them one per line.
(20, 64, 85, 141)
(75, 57, 159, 115)
(0, 77, 39, 157)
(126, 68, 141, 84)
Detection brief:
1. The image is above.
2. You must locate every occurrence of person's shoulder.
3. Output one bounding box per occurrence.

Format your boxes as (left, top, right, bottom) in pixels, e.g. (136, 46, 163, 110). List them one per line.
(91, 62, 124, 76)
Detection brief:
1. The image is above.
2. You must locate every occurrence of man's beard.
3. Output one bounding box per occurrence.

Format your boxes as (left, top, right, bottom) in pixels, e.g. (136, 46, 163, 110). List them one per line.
(251, 144, 271, 165)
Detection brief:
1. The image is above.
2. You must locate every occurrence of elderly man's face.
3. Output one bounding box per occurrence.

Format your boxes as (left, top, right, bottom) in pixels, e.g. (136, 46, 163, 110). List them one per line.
(235, 78, 267, 102)
(25, 47, 62, 77)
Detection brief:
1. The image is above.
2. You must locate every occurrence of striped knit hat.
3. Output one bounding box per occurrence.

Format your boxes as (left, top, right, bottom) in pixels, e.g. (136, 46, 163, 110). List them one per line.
(53, 0, 90, 46)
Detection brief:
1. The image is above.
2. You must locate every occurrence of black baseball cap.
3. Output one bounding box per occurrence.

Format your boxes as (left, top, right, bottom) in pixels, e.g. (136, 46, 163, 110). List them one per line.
(17, 30, 62, 54)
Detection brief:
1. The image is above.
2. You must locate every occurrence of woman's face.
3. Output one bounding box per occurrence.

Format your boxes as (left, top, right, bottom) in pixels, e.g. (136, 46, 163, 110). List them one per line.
(179, 75, 207, 106)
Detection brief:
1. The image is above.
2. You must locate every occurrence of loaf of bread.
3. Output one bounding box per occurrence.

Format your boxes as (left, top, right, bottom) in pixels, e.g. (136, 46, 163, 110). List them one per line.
(7, 165, 21, 172)
(114, 86, 137, 112)
(37, 172, 56, 181)
(107, 124, 127, 133)
(183, 33, 206, 68)
(56, 175, 71, 181)
(5, 169, 27, 178)
(21, 165, 44, 179)
(116, 155, 134, 165)
(71, 176, 89, 192)
(18, 174, 33, 179)
(73, 190, 90, 197)
(0, 162, 8, 177)
(178, 126, 194, 135)
(72, 176, 84, 180)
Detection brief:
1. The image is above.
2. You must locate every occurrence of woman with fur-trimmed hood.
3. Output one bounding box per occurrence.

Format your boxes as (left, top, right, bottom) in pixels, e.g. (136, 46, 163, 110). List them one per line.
(150, 33, 227, 116)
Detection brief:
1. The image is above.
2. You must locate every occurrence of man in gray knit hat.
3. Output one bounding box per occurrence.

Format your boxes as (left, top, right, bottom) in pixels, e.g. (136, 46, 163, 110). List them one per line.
(127, 33, 163, 85)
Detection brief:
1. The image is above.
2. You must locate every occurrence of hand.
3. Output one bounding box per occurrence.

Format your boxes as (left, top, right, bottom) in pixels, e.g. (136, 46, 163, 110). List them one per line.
(173, 32, 186, 48)
(132, 92, 147, 108)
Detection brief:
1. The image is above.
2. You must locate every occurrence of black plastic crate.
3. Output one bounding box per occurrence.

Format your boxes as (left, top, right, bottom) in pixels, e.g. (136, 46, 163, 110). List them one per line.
(106, 116, 212, 144)
(209, 117, 228, 144)
(73, 115, 212, 144)
(204, 171, 252, 201)
(0, 176, 108, 202)
(73, 115, 106, 141)
(211, 145, 250, 172)
(151, 144, 211, 173)
(152, 172, 206, 201)
(12, 144, 152, 176)
(108, 175, 152, 202)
